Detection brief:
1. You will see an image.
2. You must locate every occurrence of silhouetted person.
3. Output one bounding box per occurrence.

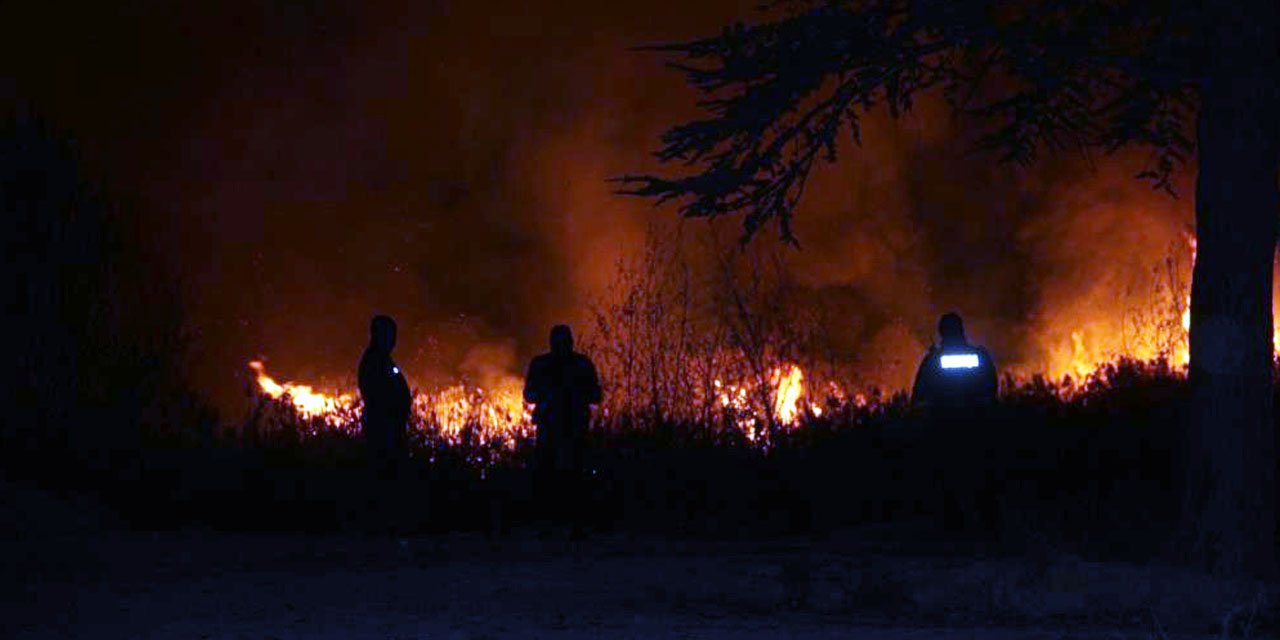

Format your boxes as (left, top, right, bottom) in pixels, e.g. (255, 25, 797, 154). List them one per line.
(358, 315, 412, 515)
(911, 312, 999, 537)
(912, 312, 998, 410)
(523, 324, 602, 536)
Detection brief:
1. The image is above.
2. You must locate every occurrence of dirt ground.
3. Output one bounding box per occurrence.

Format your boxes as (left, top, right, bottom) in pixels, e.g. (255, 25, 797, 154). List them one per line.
(1, 479, 1274, 640)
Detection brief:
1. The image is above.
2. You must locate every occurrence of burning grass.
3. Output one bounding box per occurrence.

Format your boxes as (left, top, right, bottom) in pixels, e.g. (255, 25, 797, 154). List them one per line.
(241, 351, 1197, 464)
(244, 357, 827, 458)
(238, 230, 1214, 460)
(240, 352, 1196, 469)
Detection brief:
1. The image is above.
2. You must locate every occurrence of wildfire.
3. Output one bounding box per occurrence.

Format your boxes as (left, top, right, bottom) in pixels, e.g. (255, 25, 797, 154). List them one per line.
(1048, 232, 1280, 385)
(418, 377, 533, 447)
(248, 360, 533, 447)
(251, 358, 821, 446)
(247, 361, 355, 426)
(245, 234, 1280, 443)
(708, 363, 814, 441)
(771, 364, 804, 425)
(1047, 231, 1193, 382)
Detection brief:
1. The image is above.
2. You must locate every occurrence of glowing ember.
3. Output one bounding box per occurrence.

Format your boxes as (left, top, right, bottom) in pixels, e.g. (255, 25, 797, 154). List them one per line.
(712, 376, 760, 438)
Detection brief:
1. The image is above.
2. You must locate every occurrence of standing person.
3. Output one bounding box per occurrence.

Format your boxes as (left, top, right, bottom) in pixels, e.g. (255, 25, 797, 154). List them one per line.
(523, 324, 602, 538)
(911, 312, 998, 411)
(358, 314, 412, 529)
(910, 312, 1000, 538)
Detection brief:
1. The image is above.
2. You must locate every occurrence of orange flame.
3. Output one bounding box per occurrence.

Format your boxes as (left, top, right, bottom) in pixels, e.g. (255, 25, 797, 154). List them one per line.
(771, 364, 804, 426)
(248, 231, 1280, 439)
(1046, 232, 1280, 389)
(709, 362, 813, 440)
(247, 357, 827, 447)
(248, 360, 533, 447)
(248, 361, 355, 426)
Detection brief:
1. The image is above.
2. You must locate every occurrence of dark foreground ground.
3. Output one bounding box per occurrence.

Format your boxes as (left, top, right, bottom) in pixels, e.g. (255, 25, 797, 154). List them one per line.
(3, 479, 1276, 640)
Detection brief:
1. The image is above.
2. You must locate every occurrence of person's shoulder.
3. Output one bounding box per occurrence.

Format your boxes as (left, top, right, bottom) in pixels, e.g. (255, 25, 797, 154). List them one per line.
(974, 344, 996, 363)
(914, 349, 938, 380)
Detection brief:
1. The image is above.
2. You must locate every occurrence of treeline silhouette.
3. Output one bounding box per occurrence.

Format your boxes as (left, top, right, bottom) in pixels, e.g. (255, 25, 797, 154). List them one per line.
(1, 114, 216, 512)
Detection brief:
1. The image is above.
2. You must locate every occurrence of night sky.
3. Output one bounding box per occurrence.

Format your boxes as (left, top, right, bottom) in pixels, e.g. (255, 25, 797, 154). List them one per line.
(4, 0, 1194, 416)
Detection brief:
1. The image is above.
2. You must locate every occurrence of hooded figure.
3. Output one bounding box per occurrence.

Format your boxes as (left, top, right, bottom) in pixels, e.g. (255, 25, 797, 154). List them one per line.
(911, 313, 998, 410)
(523, 324, 602, 531)
(358, 315, 412, 471)
(910, 312, 1000, 535)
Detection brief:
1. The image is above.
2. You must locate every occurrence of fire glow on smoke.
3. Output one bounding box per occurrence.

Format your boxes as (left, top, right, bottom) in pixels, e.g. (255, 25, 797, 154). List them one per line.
(247, 234, 1280, 444)
(1043, 233, 1280, 381)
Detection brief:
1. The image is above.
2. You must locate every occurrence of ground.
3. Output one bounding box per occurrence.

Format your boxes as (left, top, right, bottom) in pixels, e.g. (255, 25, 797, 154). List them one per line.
(1, 479, 1274, 640)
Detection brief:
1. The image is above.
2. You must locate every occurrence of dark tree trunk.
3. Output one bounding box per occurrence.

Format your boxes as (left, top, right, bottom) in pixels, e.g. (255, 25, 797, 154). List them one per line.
(1184, 0, 1280, 577)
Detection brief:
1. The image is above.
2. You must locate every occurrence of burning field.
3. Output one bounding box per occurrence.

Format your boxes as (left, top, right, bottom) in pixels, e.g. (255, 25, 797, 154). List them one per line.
(247, 358, 812, 449)
(241, 227, 1280, 460)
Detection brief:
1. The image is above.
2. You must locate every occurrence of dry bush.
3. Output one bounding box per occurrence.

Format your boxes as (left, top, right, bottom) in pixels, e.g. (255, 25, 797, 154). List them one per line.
(582, 225, 846, 443)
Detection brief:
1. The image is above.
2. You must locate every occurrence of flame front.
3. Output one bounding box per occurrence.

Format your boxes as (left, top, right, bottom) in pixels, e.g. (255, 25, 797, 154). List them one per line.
(248, 361, 355, 426)
(251, 359, 818, 446)
(249, 360, 533, 447)
(420, 377, 533, 448)
(247, 231, 1280, 442)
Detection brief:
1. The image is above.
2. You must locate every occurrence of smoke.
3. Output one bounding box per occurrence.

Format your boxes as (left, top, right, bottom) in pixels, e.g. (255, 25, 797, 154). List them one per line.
(765, 94, 1194, 383)
(1016, 159, 1194, 375)
(8, 0, 1201, 415)
(459, 341, 521, 390)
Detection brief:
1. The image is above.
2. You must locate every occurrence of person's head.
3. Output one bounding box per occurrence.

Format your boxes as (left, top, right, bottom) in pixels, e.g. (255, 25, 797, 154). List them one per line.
(370, 315, 397, 351)
(549, 324, 573, 356)
(938, 312, 966, 345)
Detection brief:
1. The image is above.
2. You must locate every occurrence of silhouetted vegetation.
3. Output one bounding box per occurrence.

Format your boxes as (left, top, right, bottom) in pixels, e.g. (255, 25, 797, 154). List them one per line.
(1, 114, 216, 505)
(172, 360, 1202, 566)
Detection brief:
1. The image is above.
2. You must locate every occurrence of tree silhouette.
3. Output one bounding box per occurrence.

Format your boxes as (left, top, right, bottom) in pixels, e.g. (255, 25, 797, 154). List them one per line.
(2, 111, 204, 484)
(619, 0, 1278, 577)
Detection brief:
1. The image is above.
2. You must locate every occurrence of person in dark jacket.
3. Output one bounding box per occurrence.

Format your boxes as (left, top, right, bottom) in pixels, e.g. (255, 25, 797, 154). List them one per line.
(911, 312, 1000, 537)
(523, 324, 601, 535)
(358, 314, 412, 481)
(912, 312, 998, 410)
